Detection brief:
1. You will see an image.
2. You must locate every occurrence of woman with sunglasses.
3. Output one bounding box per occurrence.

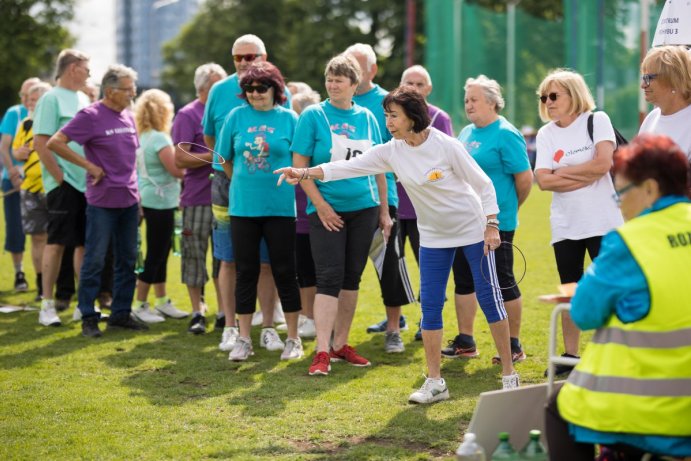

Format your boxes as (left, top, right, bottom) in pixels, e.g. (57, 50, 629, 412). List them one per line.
(545, 133, 691, 461)
(290, 54, 384, 377)
(534, 69, 623, 376)
(215, 61, 302, 362)
(639, 45, 691, 163)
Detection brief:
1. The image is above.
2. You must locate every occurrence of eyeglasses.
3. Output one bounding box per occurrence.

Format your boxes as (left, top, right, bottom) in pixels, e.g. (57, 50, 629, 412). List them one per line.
(641, 73, 658, 87)
(611, 182, 636, 205)
(242, 84, 271, 94)
(233, 54, 259, 63)
(539, 92, 563, 104)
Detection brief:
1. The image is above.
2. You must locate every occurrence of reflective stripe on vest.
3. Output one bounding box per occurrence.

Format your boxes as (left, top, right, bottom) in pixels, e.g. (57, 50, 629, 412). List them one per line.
(558, 202, 691, 436)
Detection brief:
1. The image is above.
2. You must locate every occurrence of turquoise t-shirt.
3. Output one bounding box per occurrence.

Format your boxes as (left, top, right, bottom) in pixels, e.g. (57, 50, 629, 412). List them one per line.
(352, 84, 398, 208)
(0, 104, 28, 181)
(32, 87, 90, 194)
(216, 104, 297, 217)
(202, 73, 292, 172)
(290, 100, 382, 214)
(458, 116, 530, 231)
(137, 130, 180, 209)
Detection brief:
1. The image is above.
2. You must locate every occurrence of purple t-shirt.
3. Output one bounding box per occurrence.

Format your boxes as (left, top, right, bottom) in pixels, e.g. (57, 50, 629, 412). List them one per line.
(397, 103, 455, 220)
(295, 184, 310, 234)
(61, 101, 139, 208)
(172, 99, 212, 207)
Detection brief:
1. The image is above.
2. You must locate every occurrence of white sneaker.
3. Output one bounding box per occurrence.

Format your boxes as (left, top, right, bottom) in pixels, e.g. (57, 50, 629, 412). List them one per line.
(298, 316, 316, 338)
(155, 300, 189, 319)
(72, 308, 82, 322)
(276, 322, 288, 331)
(251, 311, 263, 326)
(408, 377, 449, 404)
(273, 302, 285, 324)
(502, 372, 521, 390)
(132, 304, 166, 324)
(260, 327, 285, 351)
(219, 326, 239, 352)
(229, 337, 253, 361)
(39, 300, 61, 327)
(280, 338, 304, 360)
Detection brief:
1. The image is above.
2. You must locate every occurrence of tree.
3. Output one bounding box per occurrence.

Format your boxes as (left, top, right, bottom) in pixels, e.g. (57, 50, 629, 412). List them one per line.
(0, 0, 75, 111)
(161, 0, 424, 105)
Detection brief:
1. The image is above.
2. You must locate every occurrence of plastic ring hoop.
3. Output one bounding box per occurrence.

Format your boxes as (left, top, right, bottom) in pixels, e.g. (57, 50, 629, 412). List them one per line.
(175, 142, 226, 165)
(479, 241, 527, 290)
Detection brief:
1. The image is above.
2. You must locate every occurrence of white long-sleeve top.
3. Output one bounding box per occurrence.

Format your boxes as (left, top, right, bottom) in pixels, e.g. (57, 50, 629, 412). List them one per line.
(321, 128, 498, 248)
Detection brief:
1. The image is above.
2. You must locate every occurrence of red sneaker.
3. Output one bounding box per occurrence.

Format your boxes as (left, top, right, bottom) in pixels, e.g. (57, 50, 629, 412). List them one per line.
(329, 344, 371, 367)
(308, 351, 331, 376)
(491, 350, 527, 365)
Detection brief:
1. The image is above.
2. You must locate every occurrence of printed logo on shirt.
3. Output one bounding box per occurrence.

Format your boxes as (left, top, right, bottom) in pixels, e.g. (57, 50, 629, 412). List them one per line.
(464, 140, 481, 152)
(105, 126, 136, 136)
(242, 133, 271, 173)
(554, 144, 591, 163)
(424, 168, 444, 182)
(330, 123, 356, 137)
(553, 149, 565, 163)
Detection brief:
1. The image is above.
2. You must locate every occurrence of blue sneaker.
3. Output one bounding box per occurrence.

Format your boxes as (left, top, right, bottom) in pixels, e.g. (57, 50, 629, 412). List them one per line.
(366, 315, 408, 333)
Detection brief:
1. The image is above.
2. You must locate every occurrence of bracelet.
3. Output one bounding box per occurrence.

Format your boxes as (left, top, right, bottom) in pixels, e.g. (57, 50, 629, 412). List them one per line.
(298, 168, 308, 183)
(486, 223, 499, 230)
(487, 218, 500, 226)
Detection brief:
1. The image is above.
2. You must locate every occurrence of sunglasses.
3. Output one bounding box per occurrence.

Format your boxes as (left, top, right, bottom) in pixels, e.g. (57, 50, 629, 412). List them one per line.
(233, 54, 259, 63)
(539, 92, 563, 104)
(242, 83, 271, 94)
(641, 73, 658, 87)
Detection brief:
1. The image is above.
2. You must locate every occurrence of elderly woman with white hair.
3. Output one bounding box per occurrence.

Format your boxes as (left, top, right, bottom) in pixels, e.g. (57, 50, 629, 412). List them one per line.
(443, 75, 533, 374)
(172, 63, 229, 337)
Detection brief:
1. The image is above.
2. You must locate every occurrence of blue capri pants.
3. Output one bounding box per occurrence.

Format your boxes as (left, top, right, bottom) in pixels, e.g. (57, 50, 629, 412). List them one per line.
(419, 241, 507, 330)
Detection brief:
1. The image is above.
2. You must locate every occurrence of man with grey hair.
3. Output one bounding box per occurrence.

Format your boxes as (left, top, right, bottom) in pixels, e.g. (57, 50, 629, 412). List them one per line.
(171, 63, 231, 338)
(1, 76, 40, 294)
(47, 64, 145, 338)
(201, 34, 291, 343)
(33, 49, 92, 327)
(344, 43, 415, 354)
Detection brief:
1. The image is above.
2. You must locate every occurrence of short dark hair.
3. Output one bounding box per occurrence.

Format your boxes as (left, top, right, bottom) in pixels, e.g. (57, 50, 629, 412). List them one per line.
(383, 86, 431, 133)
(613, 133, 690, 197)
(239, 61, 287, 106)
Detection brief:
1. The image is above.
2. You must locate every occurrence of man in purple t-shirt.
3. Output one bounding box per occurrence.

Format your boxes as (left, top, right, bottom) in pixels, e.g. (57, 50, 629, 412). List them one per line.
(47, 64, 146, 338)
(172, 63, 229, 340)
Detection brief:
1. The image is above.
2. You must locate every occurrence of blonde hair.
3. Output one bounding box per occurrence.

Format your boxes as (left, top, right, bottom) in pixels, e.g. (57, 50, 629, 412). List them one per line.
(134, 89, 174, 134)
(465, 74, 505, 112)
(537, 68, 595, 122)
(641, 45, 691, 103)
(325, 54, 361, 86)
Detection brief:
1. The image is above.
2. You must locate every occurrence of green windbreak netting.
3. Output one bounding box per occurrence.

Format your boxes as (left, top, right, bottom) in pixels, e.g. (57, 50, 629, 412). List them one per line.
(425, 0, 665, 139)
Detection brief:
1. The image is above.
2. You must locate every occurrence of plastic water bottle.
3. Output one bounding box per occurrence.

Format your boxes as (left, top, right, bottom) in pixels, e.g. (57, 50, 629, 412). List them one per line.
(518, 430, 547, 460)
(172, 209, 182, 256)
(135, 228, 145, 274)
(456, 433, 486, 461)
(491, 432, 517, 460)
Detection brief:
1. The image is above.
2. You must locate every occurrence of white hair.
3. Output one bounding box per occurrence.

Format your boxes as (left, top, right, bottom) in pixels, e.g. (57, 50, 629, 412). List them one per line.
(194, 63, 227, 95)
(344, 43, 377, 71)
(232, 34, 266, 55)
(101, 64, 138, 89)
(464, 74, 505, 112)
(401, 65, 432, 86)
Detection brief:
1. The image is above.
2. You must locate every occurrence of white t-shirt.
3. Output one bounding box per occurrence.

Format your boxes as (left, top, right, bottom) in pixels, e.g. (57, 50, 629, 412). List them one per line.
(535, 111, 624, 244)
(639, 105, 691, 161)
(320, 128, 498, 248)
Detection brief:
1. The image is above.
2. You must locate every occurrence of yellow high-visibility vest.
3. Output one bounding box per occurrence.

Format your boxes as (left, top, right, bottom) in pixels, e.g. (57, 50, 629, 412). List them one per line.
(558, 202, 691, 436)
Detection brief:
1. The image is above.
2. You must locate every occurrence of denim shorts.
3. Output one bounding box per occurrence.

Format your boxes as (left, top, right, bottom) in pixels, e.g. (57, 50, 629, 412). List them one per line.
(212, 218, 270, 263)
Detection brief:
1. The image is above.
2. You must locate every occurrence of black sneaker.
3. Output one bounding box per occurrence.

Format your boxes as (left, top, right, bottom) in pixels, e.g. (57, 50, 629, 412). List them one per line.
(544, 353, 579, 377)
(14, 271, 28, 292)
(107, 313, 149, 331)
(414, 321, 422, 341)
(188, 315, 206, 335)
(214, 315, 225, 331)
(441, 334, 480, 358)
(82, 316, 102, 338)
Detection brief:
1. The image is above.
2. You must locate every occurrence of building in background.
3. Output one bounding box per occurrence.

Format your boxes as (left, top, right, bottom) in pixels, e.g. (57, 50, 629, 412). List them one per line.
(116, 0, 201, 89)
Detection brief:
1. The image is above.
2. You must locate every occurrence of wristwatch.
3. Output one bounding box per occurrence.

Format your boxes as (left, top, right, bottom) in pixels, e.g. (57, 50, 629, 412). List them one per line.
(487, 218, 500, 227)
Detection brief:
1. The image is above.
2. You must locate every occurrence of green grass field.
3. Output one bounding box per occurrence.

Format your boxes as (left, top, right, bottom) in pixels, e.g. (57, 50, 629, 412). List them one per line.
(0, 186, 581, 460)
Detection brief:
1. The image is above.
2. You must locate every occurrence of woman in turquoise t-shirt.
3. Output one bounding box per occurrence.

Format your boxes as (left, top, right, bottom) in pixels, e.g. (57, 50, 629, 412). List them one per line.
(289, 54, 384, 377)
(215, 61, 302, 362)
(133, 89, 184, 324)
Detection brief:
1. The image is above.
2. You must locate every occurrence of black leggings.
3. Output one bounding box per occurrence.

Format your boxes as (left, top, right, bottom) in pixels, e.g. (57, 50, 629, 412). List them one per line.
(139, 207, 174, 284)
(398, 218, 420, 265)
(230, 216, 300, 315)
(553, 236, 602, 284)
(295, 233, 316, 288)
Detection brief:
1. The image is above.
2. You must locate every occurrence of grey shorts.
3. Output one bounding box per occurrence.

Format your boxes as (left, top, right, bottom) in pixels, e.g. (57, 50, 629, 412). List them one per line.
(20, 189, 49, 235)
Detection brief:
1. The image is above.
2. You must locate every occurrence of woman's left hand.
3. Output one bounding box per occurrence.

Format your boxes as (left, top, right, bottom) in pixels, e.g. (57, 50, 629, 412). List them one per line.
(484, 226, 500, 255)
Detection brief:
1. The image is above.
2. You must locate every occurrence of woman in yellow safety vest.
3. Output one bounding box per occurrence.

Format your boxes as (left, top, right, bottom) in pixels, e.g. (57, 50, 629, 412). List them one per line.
(545, 133, 691, 460)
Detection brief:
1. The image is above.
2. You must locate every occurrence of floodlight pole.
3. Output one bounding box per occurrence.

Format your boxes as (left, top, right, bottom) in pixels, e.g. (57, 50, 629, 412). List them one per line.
(639, 0, 650, 126)
(507, 0, 520, 122)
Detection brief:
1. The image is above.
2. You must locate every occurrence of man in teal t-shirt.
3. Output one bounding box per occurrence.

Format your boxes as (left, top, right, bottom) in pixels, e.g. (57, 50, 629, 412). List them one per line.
(32, 49, 91, 328)
(345, 44, 415, 351)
